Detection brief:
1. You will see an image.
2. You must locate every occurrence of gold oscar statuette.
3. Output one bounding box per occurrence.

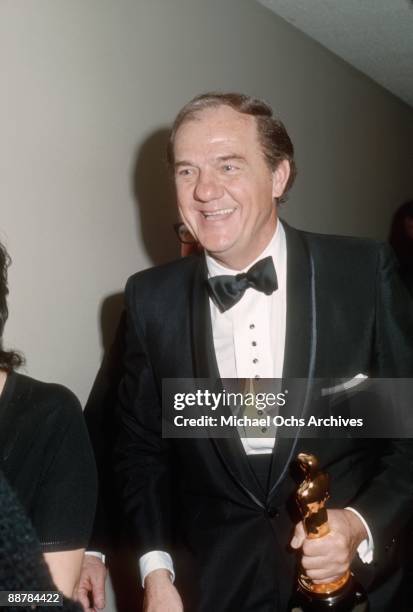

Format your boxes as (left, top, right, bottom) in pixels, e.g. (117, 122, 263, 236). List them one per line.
(289, 453, 369, 612)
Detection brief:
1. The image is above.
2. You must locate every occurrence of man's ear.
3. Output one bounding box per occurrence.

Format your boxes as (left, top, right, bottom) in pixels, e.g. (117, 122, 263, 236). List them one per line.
(272, 159, 291, 199)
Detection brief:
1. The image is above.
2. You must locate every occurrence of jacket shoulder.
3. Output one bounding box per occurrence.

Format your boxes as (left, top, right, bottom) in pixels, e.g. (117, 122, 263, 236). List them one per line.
(282, 222, 395, 280)
(301, 228, 383, 253)
(125, 254, 202, 302)
(297, 228, 392, 267)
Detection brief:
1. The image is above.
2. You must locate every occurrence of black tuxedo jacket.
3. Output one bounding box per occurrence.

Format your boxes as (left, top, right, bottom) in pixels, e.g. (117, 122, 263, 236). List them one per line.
(115, 222, 413, 612)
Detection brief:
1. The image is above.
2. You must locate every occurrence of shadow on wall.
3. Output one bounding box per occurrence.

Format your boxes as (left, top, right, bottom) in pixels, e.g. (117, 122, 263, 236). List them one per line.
(132, 127, 180, 266)
(97, 127, 180, 352)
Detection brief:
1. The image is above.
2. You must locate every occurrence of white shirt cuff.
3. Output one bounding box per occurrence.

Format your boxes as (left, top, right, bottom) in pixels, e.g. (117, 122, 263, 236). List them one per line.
(85, 550, 106, 564)
(345, 506, 374, 563)
(139, 551, 175, 588)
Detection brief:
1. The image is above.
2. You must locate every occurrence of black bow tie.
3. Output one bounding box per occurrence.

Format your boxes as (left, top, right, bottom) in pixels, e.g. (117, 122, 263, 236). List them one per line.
(207, 256, 278, 313)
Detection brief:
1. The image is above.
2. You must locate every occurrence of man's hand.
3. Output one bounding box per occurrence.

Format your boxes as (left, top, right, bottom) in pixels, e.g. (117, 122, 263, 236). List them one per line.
(144, 569, 183, 612)
(290, 509, 368, 584)
(74, 554, 107, 612)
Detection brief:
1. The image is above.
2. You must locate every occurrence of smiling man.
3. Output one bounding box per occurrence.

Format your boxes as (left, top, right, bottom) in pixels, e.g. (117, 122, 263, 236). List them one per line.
(115, 93, 413, 612)
(172, 103, 290, 269)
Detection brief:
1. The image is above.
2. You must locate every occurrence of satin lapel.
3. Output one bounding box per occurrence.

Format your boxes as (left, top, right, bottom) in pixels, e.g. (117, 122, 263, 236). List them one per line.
(190, 255, 266, 507)
(268, 222, 317, 498)
(190, 255, 220, 381)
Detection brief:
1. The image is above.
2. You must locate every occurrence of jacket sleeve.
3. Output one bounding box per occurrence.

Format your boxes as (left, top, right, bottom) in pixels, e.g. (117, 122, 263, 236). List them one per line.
(114, 276, 173, 555)
(84, 311, 126, 554)
(373, 243, 413, 376)
(349, 243, 413, 569)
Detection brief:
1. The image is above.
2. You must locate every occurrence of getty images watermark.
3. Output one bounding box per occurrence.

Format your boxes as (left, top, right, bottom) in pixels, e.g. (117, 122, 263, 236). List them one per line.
(162, 378, 413, 439)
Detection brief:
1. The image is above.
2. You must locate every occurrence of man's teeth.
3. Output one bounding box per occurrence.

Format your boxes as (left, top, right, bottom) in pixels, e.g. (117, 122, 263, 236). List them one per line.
(203, 208, 234, 218)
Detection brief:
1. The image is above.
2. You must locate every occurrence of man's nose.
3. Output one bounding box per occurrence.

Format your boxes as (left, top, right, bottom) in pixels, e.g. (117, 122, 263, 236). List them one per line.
(193, 171, 223, 202)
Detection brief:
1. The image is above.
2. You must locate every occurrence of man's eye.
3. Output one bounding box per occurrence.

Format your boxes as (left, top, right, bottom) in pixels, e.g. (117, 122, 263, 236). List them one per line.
(177, 168, 192, 177)
(223, 164, 235, 172)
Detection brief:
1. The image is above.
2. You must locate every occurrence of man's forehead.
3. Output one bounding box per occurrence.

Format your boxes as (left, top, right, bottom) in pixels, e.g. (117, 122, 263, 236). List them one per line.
(174, 106, 259, 155)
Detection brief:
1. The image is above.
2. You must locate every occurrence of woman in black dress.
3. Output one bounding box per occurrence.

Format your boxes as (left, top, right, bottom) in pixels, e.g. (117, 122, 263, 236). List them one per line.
(0, 240, 97, 597)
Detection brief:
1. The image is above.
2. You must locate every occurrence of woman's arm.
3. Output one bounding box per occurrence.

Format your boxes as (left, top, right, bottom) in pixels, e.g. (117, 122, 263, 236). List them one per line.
(44, 549, 85, 597)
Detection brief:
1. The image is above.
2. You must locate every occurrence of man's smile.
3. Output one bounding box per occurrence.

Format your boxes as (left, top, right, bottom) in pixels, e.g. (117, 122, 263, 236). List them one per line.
(200, 207, 236, 220)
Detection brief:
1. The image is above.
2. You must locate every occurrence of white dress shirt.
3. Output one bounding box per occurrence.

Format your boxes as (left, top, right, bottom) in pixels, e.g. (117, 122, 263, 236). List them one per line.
(206, 220, 286, 453)
(139, 221, 372, 585)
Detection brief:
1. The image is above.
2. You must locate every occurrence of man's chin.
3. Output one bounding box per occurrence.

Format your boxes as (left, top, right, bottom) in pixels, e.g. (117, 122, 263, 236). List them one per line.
(204, 243, 233, 258)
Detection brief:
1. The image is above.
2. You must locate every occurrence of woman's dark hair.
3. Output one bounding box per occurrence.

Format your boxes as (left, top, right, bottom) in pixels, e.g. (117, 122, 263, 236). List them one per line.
(0, 242, 24, 371)
(389, 200, 413, 265)
(166, 91, 297, 204)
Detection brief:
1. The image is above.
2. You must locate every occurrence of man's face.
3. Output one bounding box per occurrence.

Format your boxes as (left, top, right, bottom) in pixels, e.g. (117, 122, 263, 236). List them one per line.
(173, 105, 290, 269)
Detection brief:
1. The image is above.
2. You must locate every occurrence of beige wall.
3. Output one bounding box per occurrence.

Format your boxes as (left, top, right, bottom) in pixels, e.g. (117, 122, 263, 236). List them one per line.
(1, 0, 412, 402)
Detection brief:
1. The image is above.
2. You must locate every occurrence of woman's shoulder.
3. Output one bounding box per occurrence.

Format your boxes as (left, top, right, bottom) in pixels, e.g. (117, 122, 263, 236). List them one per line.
(8, 372, 83, 429)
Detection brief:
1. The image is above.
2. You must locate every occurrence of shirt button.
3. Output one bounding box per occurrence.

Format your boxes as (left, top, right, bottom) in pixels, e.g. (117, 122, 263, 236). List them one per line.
(257, 410, 263, 416)
(253, 358, 258, 364)
(249, 324, 255, 329)
(252, 341, 257, 346)
(255, 375, 260, 380)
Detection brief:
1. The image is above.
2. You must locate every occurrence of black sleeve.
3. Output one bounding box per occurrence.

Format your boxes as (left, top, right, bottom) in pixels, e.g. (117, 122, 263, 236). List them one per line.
(32, 389, 98, 552)
(114, 277, 173, 554)
(84, 311, 126, 553)
(373, 243, 413, 376)
(350, 244, 413, 566)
